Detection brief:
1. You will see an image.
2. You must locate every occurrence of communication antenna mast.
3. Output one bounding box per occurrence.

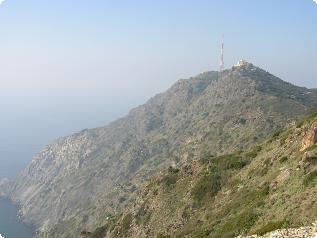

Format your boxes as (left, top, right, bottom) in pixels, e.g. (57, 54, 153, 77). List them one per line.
(220, 34, 224, 72)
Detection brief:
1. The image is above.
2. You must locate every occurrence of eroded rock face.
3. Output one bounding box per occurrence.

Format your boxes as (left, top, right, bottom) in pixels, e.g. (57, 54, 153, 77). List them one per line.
(301, 126, 317, 151)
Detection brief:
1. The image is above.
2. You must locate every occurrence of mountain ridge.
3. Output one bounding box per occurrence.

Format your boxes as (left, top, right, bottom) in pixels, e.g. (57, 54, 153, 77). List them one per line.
(1, 62, 317, 238)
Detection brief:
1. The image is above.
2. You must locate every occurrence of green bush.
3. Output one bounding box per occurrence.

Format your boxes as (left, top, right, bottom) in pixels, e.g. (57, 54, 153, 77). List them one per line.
(245, 146, 262, 159)
(212, 154, 248, 171)
(193, 153, 250, 204)
(191, 173, 222, 203)
(162, 173, 178, 188)
(161, 166, 180, 188)
(279, 156, 288, 163)
(255, 220, 287, 236)
(239, 117, 247, 125)
(296, 120, 304, 128)
(263, 158, 271, 166)
(245, 151, 258, 159)
(303, 171, 317, 186)
(218, 210, 258, 237)
(256, 184, 270, 197)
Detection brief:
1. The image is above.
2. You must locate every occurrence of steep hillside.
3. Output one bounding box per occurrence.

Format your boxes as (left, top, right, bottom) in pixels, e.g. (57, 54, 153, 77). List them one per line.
(86, 113, 317, 238)
(3, 62, 317, 237)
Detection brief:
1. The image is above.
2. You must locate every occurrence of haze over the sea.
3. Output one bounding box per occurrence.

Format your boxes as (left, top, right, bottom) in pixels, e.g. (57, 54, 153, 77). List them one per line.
(0, 0, 316, 178)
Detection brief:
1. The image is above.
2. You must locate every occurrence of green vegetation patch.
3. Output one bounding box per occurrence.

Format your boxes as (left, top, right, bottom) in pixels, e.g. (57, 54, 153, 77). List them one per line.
(191, 173, 222, 203)
(254, 220, 288, 236)
(216, 209, 259, 237)
(279, 156, 288, 163)
(161, 167, 180, 188)
(296, 120, 304, 128)
(303, 170, 317, 187)
(211, 154, 249, 171)
(245, 146, 262, 159)
(193, 153, 250, 204)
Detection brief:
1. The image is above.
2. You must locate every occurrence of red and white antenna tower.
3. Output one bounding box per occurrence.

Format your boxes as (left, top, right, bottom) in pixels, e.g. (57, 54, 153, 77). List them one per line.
(220, 34, 224, 72)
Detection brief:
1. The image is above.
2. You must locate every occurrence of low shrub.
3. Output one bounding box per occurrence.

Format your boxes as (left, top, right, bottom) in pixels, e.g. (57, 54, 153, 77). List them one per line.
(254, 220, 287, 236)
(296, 120, 304, 128)
(303, 171, 317, 186)
(162, 167, 180, 188)
(191, 173, 222, 203)
(218, 210, 258, 237)
(162, 173, 178, 187)
(249, 146, 262, 156)
(212, 154, 248, 171)
(239, 117, 247, 125)
(245, 150, 258, 159)
(279, 156, 288, 163)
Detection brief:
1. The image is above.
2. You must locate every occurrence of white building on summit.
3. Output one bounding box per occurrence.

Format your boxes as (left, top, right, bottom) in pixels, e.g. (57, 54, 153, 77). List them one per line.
(234, 59, 249, 67)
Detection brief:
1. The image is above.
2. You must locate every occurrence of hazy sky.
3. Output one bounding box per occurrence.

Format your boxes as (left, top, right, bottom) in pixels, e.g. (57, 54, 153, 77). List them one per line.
(0, 0, 316, 177)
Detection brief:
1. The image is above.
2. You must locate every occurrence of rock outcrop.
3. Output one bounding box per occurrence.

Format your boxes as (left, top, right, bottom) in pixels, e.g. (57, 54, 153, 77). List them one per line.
(301, 126, 317, 151)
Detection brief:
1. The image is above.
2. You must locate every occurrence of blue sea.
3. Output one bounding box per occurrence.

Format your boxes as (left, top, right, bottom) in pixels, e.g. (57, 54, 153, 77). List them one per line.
(0, 198, 35, 238)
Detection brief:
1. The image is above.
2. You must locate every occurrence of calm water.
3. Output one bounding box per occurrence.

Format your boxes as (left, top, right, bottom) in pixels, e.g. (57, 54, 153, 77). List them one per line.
(0, 198, 35, 238)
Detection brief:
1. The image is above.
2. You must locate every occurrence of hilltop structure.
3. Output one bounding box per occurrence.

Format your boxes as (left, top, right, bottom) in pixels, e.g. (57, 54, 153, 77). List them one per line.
(234, 59, 250, 68)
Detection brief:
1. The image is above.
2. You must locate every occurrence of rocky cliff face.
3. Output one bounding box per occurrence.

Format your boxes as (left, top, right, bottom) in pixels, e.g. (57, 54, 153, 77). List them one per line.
(3, 62, 317, 237)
